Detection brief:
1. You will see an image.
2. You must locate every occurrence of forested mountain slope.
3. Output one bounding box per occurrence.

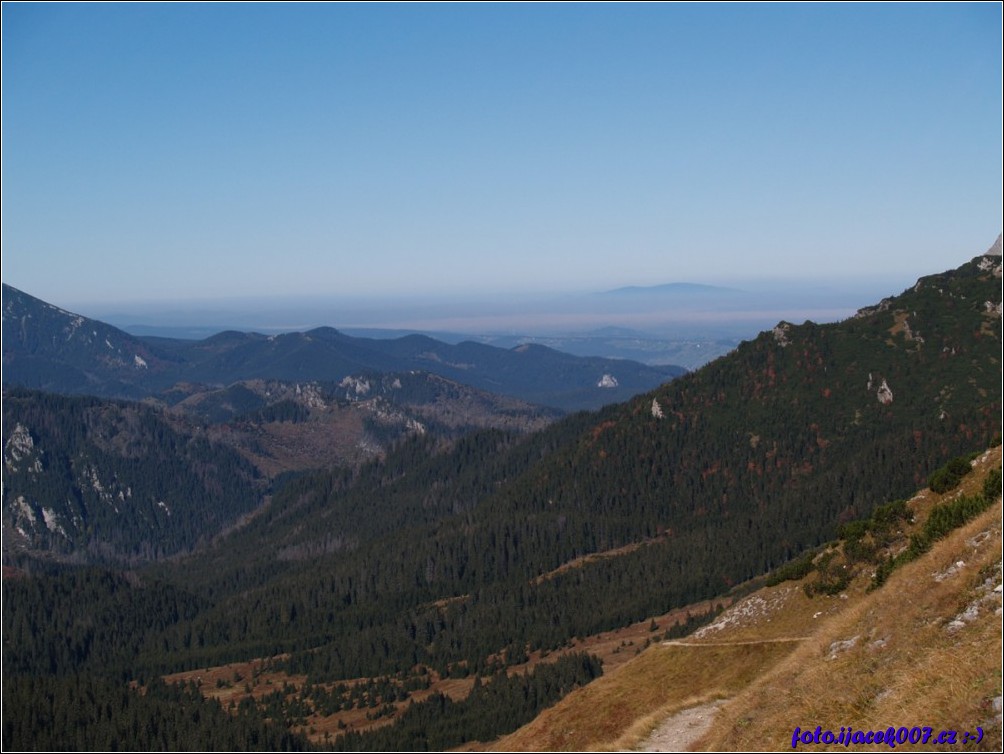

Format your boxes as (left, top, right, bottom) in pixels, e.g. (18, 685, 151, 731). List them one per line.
(2, 372, 560, 562)
(135, 246, 1001, 685)
(1, 285, 182, 398)
(2, 388, 262, 561)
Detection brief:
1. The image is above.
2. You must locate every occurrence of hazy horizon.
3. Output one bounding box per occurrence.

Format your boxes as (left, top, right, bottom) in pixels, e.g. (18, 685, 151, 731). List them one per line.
(55, 270, 914, 345)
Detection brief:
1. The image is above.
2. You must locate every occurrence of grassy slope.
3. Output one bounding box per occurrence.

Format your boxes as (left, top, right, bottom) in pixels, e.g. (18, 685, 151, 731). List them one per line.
(489, 447, 1002, 752)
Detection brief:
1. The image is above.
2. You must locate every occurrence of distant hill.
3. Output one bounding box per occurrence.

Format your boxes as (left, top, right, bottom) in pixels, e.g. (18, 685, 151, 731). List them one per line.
(476, 328, 741, 372)
(1, 284, 686, 412)
(165, 372, 562, 477)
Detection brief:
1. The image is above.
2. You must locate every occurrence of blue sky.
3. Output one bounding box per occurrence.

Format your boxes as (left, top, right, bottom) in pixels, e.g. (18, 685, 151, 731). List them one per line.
(2, 3, 1001, 311)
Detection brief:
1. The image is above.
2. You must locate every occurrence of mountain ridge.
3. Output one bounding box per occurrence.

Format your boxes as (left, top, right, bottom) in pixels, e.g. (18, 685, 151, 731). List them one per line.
(1, 283, 685, 412)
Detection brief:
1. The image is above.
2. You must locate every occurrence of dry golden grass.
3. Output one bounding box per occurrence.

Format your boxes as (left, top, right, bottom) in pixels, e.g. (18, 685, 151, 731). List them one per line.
(530, 540, 651, 585)
(164, 658, 479, 743)
(488, 639, 797, 751)
(696, 502, 1001, 751)
(539, 598, 732, 675)
(164, 656, 306, 707)
(696, 450, 1002, 752)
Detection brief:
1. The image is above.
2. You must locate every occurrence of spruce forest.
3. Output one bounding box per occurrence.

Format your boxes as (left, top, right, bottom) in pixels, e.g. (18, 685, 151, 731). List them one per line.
(2, 246, 1001, 750)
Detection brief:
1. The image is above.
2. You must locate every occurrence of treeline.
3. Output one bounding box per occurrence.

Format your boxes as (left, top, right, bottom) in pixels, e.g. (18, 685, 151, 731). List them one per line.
(330, 653, 603, 751)
(0, 560, 608, 750)
(760, 452, 1003, 595)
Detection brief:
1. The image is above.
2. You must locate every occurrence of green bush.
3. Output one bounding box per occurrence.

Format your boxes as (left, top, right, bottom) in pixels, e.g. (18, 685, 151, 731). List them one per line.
(871, 498, 909, 527)
(872, 477, 998, 591)
(837, 519, 870, 541)
(871, 556, 895, 589)
(924, 494, 994, 541)
(765, 551, 816, 586)
(928, 455, 974, 494)
(982, 467, 1002, 502)
(928, 468, 960, 494)
(843, 535, 876, 563)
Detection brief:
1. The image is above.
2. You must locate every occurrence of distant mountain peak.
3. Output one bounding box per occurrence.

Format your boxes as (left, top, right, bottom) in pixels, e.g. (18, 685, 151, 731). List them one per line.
(601, 282, 740, 296)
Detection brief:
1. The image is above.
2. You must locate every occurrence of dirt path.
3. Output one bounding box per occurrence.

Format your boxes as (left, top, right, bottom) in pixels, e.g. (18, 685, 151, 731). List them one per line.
(662, 636, 809, 647)
(637, 699, 727, 751)
(638, 638, 809, 750)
